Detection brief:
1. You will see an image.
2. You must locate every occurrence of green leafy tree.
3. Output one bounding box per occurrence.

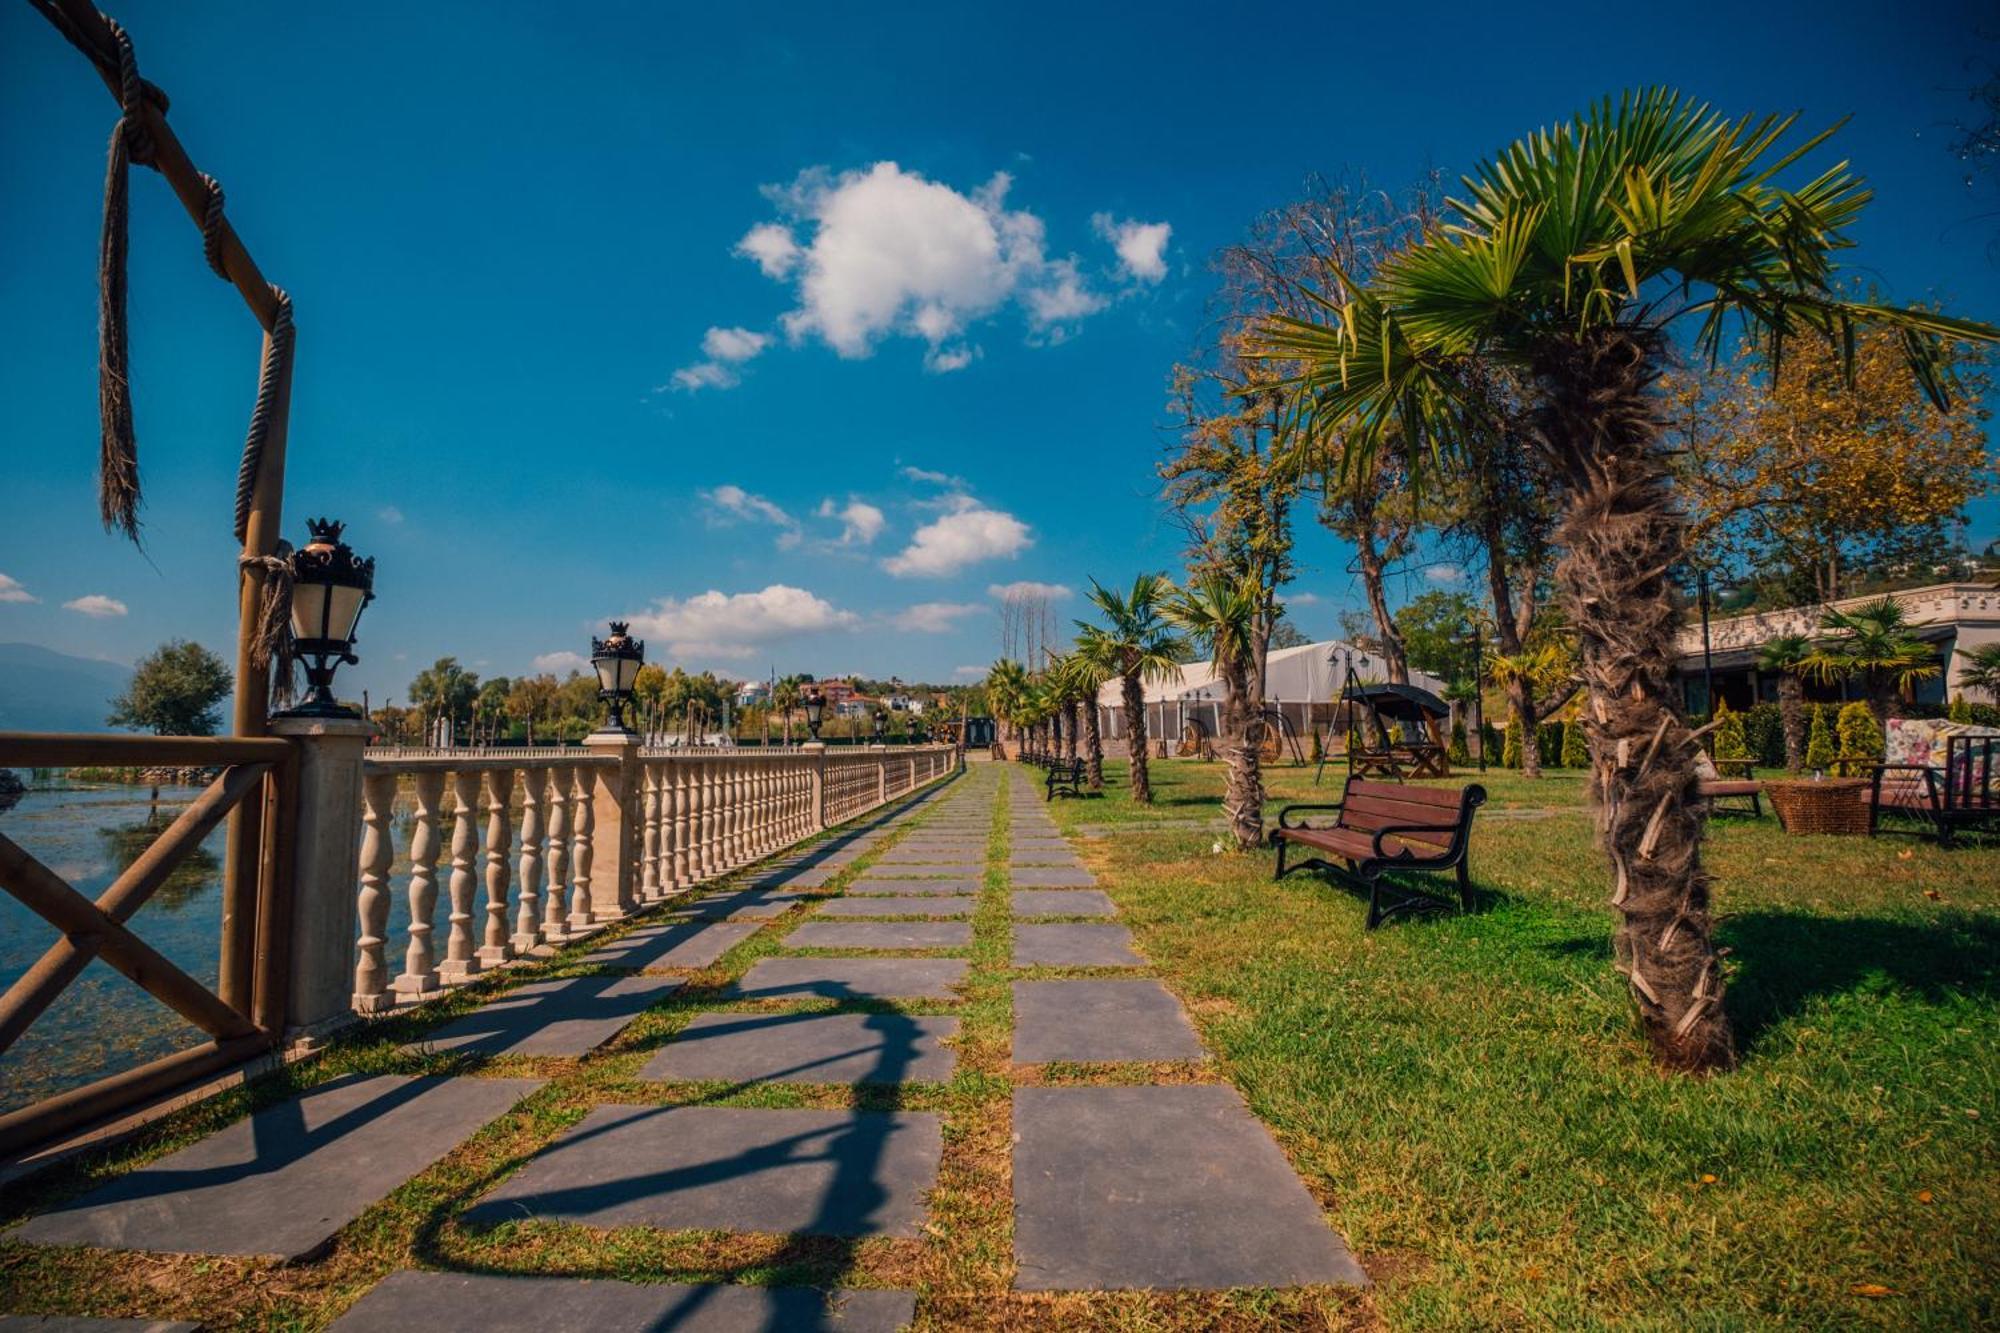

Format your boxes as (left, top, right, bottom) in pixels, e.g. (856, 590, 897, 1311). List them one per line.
(505, 674, 559, 745)
(1075, 574, 1188, 804)
(408, 657, 479, 738)
(1254, 89, 1998, 1072)
(108, 639, 231, 736)
(474, 677, 511, 740)
(1394, 590, 1482, 685)
(1805, 705, 1836, 771)
(1755, 634, 1813, 771)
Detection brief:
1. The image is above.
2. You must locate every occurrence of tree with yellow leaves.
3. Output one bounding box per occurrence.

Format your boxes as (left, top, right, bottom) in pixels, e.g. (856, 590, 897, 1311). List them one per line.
(1668, 319, 1991, 604)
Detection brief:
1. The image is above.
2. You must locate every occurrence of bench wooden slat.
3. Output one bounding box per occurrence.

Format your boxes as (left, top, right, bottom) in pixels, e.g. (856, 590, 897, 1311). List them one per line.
(1271, 775, 1486, 929)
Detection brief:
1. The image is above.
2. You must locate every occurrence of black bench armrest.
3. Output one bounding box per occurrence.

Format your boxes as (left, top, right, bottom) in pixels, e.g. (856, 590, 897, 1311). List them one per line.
(1368, 821, 1462, 861)
(1276, 803, 1344, 830)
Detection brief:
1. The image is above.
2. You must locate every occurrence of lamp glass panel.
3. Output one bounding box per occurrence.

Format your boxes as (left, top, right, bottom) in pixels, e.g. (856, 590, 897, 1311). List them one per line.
(616, 657, 641, 692)
(326, 584, 367, 642)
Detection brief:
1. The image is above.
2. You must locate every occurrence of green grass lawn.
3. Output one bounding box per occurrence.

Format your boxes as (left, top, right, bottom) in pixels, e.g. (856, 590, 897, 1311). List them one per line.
(1054, 757, 1998, 1329)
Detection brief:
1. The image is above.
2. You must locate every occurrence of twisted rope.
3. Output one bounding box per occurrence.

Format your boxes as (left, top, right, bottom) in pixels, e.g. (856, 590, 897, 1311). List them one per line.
(198, 172, 227, 278)
(234, 286, 293, 544)
(238, 542, 296, 707)
(93, 16, 157, 543)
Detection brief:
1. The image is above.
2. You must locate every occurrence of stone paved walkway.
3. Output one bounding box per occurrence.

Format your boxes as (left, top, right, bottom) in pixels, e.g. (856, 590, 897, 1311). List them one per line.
(7, 763, 1366, 1324)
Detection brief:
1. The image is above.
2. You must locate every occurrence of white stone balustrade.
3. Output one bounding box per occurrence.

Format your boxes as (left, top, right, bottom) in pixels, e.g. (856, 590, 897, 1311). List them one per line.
(343, 743, 958, 1016)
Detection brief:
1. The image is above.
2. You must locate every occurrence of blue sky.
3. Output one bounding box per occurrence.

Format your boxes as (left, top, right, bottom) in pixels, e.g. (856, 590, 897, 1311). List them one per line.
(3, 1, 1996, 706)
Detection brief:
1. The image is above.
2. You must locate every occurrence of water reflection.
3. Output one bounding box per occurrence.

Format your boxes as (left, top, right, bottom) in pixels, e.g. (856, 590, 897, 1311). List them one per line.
(94, 813, 223, 912)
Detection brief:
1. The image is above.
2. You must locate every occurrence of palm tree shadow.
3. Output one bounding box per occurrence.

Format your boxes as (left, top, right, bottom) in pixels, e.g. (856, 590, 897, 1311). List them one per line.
(1720, 910, 2000, 1054)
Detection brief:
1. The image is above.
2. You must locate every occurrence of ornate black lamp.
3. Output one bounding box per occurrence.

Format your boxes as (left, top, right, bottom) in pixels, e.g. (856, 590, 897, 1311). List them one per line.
(803, 687, 825, 742)
(590, 621, 645, 733)
(284, 518, 374, 717)
(873, 707, 888, 743)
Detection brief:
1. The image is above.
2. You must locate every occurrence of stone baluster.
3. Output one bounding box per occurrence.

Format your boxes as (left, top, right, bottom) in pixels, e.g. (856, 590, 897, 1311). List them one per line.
(480, 768, 514, 965)
(543, 765, 572, 943)
(700, 760, 719, 877)
(683, 759, 703, 882)
(352, 769, 397, 1013)
(440, 768, 481, 981)
(570, 766, 595, 931)
(394, 769, 445, 998)
(512, 765, 546, 955)
(668, 761, 688, 889)
(728, 762, 746, 865)
(757, 762, 774, 853)
(641, 765, 663, 902)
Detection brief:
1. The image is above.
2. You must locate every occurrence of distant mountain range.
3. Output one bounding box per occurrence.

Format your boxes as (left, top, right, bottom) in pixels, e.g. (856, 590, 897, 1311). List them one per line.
(0, 642, 133, 733)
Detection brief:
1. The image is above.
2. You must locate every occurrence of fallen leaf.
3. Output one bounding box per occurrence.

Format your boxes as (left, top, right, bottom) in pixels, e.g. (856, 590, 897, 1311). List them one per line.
(1699, 1173, 1718, 1185)
(1916, 1190, 1934, 1204)
(1851, 1283, 1895, 1298)
(1523, 1265, 1544, 1280)
(1924, 888, 1941, 900)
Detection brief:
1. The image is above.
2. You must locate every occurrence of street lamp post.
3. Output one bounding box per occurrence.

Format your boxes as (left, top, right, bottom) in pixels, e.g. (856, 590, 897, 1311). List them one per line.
(803, 688, 825, 744)
(279, 518, 375, 718)
(873, 708, 888, 746)
(589, 621, 645, 735)
(1698, 568, 1715, 719)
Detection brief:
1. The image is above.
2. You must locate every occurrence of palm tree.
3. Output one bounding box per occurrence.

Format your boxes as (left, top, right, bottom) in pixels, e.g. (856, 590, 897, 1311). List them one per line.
(1803, 597, 1942, 724)
(1755, 634, 1813, 771)
(986, 658, 1029, 756)
(1254, 90, 1997, 1072)
(1052, 650, 1111, 790)
(771, 676, 802, 746)
(1957, 642, 2000, 703)
(1164, 572, 1266, 848)
(1484, 645, 1574, 779)
(1075, 575, 1188, 804)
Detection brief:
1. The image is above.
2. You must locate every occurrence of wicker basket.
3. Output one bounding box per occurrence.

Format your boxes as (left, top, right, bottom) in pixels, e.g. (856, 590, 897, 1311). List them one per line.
(1766, 778, 1873, 836)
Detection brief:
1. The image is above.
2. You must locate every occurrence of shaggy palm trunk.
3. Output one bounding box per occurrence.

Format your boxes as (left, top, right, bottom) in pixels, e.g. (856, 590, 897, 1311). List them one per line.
(1540, 330, 1733, 1074)
(1062, 699, 1079, 762)
(1218, 655, 1263, 849)
(1082, 694, 1104, 790)
(1121, 671, 1152, 803)
(1777, 676, 1805, 772)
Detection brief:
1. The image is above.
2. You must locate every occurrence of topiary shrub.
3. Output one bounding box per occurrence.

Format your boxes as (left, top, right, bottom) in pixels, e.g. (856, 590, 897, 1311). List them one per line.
(1448, 718, 1470, 766)
(1714, 700, 1750, 763)
(1481, 722, 1502, 761)
(1309, 727, 1324, 763)
(1836, 701, 1883, 773)
(1503, 718, 1523, 770)
(1948, 694, 1973, 724)
(1743, 702, 1785, 767)
(1805, 706, 1836, 772)
(1561, 718, 1588, 767)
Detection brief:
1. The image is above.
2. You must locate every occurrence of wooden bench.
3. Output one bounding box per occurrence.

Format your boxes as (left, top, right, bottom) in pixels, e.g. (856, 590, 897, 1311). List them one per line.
(1698, 757, 1764, 818)
(1872, 735, 2000, 848)
(1271, 777, 1486, 928)
(1045, 757, 1086, 800)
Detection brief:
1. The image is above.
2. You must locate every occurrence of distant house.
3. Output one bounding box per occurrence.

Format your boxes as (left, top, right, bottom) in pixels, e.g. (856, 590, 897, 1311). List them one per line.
(1675, 582, 2000, 713)
(735, 681, 770, 709)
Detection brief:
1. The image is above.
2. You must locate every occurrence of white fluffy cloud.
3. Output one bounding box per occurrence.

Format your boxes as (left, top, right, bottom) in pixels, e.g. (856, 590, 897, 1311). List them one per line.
(532, 650, 590, 675)
(0, 573, 37, 604)
(376, 506, 405, 525)
(627, 584, 858, 660)
(891, 601, 985, 633)
(883, 495, 1032, 578)
(952, 664, 986, 679)
(735, 223, 801, 278)
(988, 580, 1070, 602)
(816, 497, 886, 547)
(902, 465, 966, 488)
(1092, 213, 1172, 283)
(63, 594, 126, 618)
(672, 325, 773, 392)
(702, 484, 800, 547)
(1424, 564, 1466, 584)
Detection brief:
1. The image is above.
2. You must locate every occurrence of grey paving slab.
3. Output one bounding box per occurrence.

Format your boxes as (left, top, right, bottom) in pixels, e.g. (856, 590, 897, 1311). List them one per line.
(787, 920, 973, 951)
(0, 1312, 199, 1320)
(465, 1104, 942, 1237)
(851, 877, 983, 895)
(816, 895, 978, 918)
(642, 1012, 959, 1085)
(1010, 865, 1096, 887)
(873, 857, 986, 875)
(418, 974, 681, 1056)
(585, 919, 761, 969)
(1012, 980, 1205, 1063)
(15, 1074, 541, 1259)
(330, 1271, 916, 1332)
(1011, 889, 1116, 918)
(679, 889, 815, 920)
(0, 1321, 198, 1332)
(1013, 923, 1143, 968)
(732, 957, 968, 1001)
(753, 863, 841, 888)
(1008, 852, 1083, 868)
(1013, 1085, 1367, 1290)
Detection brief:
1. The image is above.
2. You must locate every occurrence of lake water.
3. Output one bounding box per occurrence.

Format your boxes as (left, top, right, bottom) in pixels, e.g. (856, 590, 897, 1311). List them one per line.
(0, 782, 227, 1115)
